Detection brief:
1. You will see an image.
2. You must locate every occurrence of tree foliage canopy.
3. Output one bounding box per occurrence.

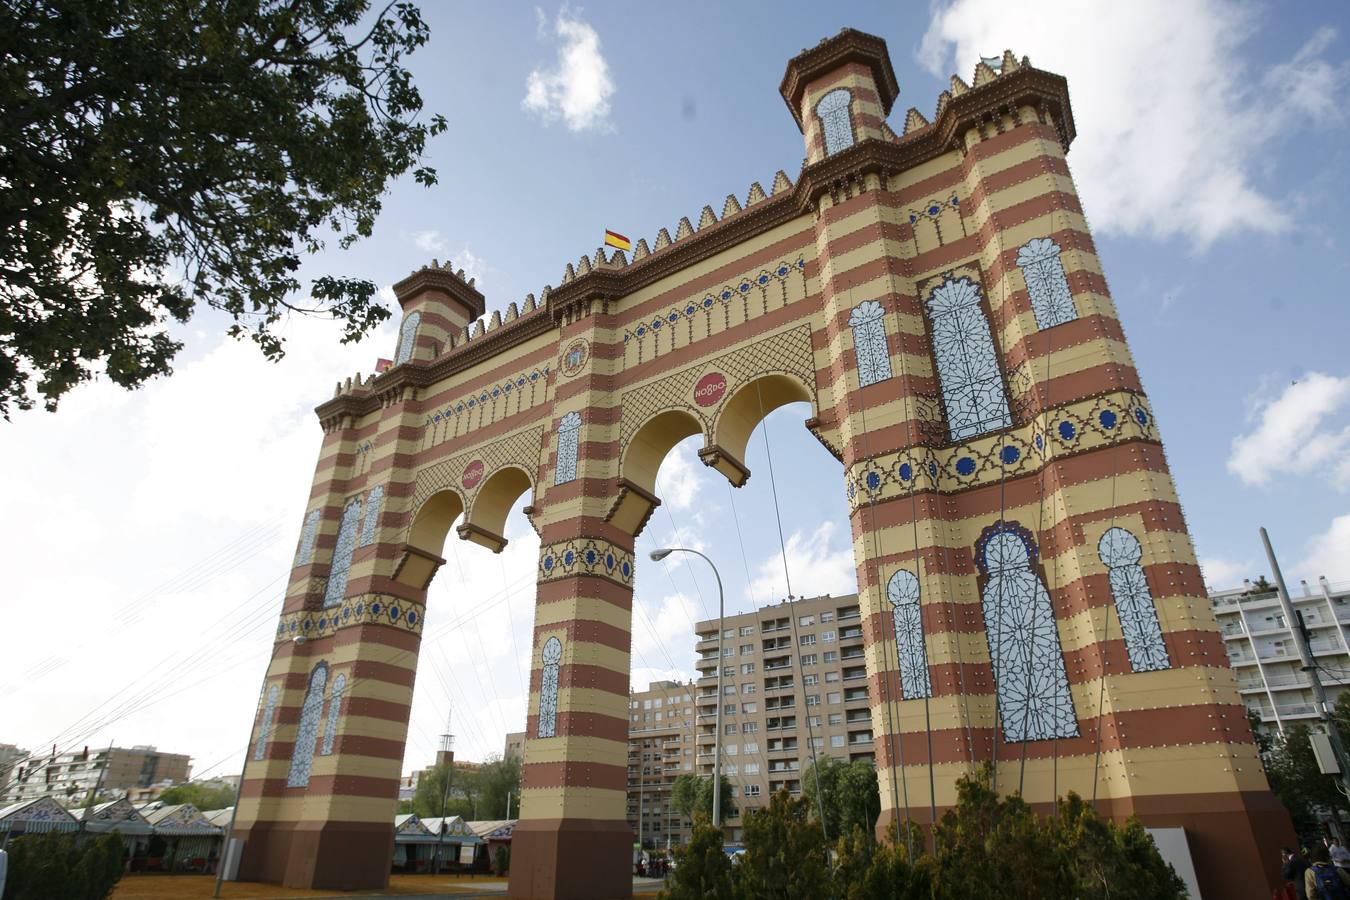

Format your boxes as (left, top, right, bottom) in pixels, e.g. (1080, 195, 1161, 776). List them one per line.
(670, 773, 736, 825)
(155, 781, 236, 811)
(0, 0, 445, 415)
(409, 755, 521, 820)
(2, 831, 124, 900)
(801, 756, 880, 840)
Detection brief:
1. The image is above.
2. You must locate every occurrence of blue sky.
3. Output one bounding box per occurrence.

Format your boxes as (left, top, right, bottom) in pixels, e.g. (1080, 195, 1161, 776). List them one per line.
(3, 0, 1348, 777)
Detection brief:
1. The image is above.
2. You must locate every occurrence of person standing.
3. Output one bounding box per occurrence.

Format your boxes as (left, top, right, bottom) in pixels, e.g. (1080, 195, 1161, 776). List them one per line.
(1306, 847, 1350, 900)
(1286, 847, 1313, 900)
(1331, 837, 1350, 873)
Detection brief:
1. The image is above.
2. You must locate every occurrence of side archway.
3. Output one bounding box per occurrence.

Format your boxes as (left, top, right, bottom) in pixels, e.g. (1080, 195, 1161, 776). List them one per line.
(707, 373, 815, 483)
(461, 465, 534, 553)
(611, 407, 706, 536)
(397, 488, 466, 589)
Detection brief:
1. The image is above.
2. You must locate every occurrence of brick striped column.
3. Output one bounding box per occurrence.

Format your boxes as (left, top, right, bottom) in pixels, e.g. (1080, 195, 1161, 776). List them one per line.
(509, 298, 635, 900)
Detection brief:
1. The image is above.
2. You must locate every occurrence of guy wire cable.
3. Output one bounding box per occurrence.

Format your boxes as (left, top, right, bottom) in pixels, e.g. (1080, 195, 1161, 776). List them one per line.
(849, 274, 924, 851)
(752, 376, 829, 843)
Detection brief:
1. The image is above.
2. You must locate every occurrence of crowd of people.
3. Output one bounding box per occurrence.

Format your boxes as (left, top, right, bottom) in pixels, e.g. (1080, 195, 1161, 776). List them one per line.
(1280, 838, 1350, 899)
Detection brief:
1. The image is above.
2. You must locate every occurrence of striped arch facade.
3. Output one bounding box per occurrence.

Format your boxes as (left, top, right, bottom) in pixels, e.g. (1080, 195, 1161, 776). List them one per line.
(229, 28, 1290, 900)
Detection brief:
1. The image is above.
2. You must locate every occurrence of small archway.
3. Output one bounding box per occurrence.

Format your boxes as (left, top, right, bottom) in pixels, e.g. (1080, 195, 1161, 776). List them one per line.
(611, 408, 706, 535)
(397, 489, 466, 588)
(710, 373, 815, 475)
(461, 465, 534, 553)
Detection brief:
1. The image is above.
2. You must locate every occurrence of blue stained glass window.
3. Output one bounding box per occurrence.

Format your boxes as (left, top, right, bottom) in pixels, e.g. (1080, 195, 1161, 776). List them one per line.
(887, 570, 932, 699)
(297, 509, 322, 566)
(1098, 528, 1171, 673)
(554, 412, 582, 485)
(321, 673, 347, 756)
(253, 684, 279, 761)
(925, 276, 1012, 441)
(847, 300, 893, 387)
(323, 496, 362, 608)
(976, 522, 1078, 742)
(538, 636, 564, 738)
(287, 662, 328, 787)
(816, 89, 854, 156)
(395, 311, 421, 365)
(359, 485, 384, 547)
(1015, 238, 1078, 329)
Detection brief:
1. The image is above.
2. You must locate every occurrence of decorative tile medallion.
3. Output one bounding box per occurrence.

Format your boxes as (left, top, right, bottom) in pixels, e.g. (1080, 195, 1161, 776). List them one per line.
(560, 339, 590, 377)
(537, 537, 634, 587)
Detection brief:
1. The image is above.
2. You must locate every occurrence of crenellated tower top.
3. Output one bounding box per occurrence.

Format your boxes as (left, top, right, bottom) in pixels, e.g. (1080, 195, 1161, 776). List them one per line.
(780, 28, 900, 165)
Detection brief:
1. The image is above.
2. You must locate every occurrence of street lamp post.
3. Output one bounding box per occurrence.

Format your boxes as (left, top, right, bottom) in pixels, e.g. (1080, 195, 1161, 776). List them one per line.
(650, 547, 725, 830)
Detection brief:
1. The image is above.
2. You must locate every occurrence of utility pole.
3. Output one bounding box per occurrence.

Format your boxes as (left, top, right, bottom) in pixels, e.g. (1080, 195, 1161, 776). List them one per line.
(1262, 527, 1350, 798)
(432, 706, 455, 876)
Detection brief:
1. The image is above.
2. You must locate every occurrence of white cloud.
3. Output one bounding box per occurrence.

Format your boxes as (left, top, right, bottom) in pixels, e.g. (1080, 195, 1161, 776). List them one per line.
(1297, 513, 1350, 584)
(1227, 372, 1350, 489)
(749, 521, 858, 605)
(523, 7, 615, 132)
(655, 441, 701, 512)
(1199, 556, 1253, 591)
(919, 2, 1347, 248)
(412, 229, 447, 254)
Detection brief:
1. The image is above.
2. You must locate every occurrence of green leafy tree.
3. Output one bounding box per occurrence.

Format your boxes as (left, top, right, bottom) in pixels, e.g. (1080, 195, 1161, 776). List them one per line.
(1261, 722, 1350, 842)
(1, 0, 446, 415)
(156, 781, 236, 811)
(473, 754, 522, 819)
(801, 757, 880, 840)
(411, 761, 473, 820)
(1048, 793, 1187, 899)
(2, 831, 124, 900)
(832, 823, 934, 900)
(670, 773, 735, 824)
(736, 790, 831, 899)
(659, 819, 735, 900)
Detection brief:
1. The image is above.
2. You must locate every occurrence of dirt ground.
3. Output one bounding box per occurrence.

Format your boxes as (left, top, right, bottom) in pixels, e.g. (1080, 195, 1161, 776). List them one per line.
(112, 873, 511, 899)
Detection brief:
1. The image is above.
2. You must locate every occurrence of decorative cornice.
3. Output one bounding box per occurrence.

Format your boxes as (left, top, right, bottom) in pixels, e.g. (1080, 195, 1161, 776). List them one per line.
(779, 28, 900, 130)
(392, 264, 486, 321)
(315, 66, 1073, 427)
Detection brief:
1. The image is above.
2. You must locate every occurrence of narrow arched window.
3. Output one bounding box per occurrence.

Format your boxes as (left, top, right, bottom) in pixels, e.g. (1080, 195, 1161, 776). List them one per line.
(848, 300, 893, 387)
(926, 276, 1012, 441)
(816, 89, 854, 156)
(297, 509, 321, 566)
(359, 485, 384, 547)
(253, 683, 279, 761)
(395, 311, 421, 365)
(976, 521, 1077, 742)
(1098, 527, 1171, 672)
(538, 636, 564, 738)
(323, 496, 362, 607)
(321, 673, 347, 756)
(887, 569, 932, 699)
(287, 663, 328, 787)
(1016, 238, 1078, 329)
(554, 412, 582, 485)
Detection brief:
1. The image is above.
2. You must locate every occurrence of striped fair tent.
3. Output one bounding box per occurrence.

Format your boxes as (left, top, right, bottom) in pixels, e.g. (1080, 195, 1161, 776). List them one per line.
(69, 798, 153, 836)
(139, 803, 221, 872)
(0, 797, 79, 837)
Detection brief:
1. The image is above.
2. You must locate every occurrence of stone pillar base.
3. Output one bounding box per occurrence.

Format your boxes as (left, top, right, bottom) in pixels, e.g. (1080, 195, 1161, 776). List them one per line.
(507, 818, 632, 900)
(233, 819, 394, 891)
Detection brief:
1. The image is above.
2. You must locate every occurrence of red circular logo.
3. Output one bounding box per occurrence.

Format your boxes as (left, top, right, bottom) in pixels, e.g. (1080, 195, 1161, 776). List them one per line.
(694, 373, 727, 407)
(462, 460, 485, 489)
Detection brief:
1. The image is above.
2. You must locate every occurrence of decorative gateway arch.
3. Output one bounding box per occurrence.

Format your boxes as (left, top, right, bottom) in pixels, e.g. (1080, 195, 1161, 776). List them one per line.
(231, 29, 1292, 900)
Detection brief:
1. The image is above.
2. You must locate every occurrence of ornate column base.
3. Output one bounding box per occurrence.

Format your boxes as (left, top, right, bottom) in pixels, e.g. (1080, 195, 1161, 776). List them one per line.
(507, 818, 633, 900)
(233, 820, 394, 890)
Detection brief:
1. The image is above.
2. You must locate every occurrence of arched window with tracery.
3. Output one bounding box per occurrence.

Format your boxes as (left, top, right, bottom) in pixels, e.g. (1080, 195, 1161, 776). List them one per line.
(321, 672, 347, 756)
(1016, 238, 1078, 329)
(323, 496, 362, 607)
(538, 636, 564, 738)
(925, 276, 1012, 441)
(359, 485, 384, 547)
(1098, 527, 1171, 672)
(554, 412, 582, 485)
(976, 521, 1077, 742)
(887, 569, 932, 699)
(297, 508, 321, 566)
(253, 683, 279, 761)
(848, 300, 893, 387)
(816, 89, 854, 156)
(395, 311, 421, 365)
(287, 662, 328, 787)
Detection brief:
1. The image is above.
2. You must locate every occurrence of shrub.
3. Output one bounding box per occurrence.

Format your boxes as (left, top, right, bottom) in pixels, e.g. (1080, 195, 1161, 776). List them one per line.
(660, 818, 735, 900)
(493, 844, 510, 876)
(3, 831, 124, 900)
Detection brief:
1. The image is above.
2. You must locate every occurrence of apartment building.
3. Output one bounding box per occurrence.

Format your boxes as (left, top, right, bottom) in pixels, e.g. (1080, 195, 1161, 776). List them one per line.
(1211, 576, 1350, 733)
(694, 594, 873, 842)
(2, 745, 191, 804)
(626, 680, 697, 849)
(0, 744, 27, 792)
(502, 731, 526, 762)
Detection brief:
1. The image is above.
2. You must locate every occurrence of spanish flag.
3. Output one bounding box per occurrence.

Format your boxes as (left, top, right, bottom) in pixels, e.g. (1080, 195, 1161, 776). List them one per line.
(603, 229, 632, 252)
